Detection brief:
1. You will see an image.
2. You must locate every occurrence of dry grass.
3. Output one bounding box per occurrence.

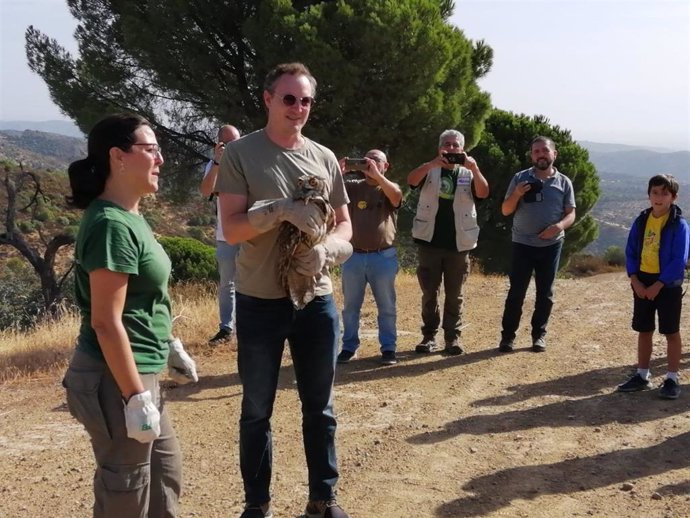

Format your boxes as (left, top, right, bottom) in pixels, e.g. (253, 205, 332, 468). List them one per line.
(0, 309, 80, 383)
(0, 281, 220, 384)
(0, 266, 612, 384)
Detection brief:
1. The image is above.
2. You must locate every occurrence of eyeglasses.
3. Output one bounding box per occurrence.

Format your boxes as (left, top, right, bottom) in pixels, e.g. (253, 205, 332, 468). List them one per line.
(131, 143, 162, 155)
(276, 94, 315, 108)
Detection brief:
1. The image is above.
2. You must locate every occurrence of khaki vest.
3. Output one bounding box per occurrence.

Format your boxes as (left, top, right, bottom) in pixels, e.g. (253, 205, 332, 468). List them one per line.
(411, 167, 479, 252)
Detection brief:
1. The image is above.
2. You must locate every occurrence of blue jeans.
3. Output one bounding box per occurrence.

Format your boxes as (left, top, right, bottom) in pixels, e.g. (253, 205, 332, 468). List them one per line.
(216, 240, 238, 331)
(501, 241, 563, 342)
(236, 293, 340, 505)
(341, 248, 398, 353)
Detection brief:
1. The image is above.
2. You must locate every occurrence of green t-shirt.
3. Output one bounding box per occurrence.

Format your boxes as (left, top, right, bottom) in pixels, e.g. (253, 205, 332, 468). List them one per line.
(74, 199, 172, 373)
(215, 129, 349, 299)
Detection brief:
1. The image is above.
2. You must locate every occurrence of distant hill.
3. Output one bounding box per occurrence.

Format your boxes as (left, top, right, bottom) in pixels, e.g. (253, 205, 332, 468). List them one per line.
(578, 141, 690, 182)
(0, 130, 86, 171)
(0, 120, 83, 139)
(577, 140, 678, 153)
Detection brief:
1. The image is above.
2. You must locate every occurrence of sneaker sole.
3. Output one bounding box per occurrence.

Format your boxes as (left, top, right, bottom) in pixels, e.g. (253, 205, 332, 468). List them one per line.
(659, 388, 681, 399)
(617, 385, 653, 392)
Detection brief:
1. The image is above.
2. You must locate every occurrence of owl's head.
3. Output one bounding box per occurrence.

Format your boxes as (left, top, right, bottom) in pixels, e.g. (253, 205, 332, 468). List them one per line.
(296, 174, 327, 195)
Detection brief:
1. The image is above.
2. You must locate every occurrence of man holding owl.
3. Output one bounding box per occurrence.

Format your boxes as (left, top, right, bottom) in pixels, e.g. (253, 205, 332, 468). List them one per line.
(216, 63, 352, 518)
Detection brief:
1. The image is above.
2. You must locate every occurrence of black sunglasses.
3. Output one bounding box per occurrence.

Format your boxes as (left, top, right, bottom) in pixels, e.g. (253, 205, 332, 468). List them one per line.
(278, 94, 315, 108)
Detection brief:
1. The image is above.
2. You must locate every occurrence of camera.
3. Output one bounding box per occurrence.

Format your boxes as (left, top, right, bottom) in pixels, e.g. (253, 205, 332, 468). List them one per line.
(345, 158, 369, 171)
(443, 152, 466, 165)
(523, 180, 543, 203)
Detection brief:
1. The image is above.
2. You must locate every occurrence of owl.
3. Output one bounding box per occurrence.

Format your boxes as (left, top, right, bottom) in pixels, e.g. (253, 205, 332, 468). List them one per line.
(277, 174, 336, 309)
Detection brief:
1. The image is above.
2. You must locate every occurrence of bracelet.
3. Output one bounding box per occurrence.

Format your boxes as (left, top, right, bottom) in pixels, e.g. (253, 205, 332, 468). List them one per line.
(212, 160, 220, 166)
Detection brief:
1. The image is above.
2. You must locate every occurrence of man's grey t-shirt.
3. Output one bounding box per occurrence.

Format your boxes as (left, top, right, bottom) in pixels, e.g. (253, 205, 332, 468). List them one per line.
(214, 129, 348, 299)
(504, 167, 576, 247)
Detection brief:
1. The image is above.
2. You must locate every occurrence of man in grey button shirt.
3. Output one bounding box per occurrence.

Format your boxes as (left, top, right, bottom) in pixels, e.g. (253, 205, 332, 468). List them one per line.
(497, 136, 576, 353)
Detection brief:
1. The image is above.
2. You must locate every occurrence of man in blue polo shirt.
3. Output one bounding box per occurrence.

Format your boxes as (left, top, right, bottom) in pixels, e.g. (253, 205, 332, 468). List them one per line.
(498, 136, 576, 353)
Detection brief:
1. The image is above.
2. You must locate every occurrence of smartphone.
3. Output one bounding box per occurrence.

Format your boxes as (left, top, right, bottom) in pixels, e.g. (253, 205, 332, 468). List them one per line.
(345, 158, 369, 171)
(444, 152, 466, 165)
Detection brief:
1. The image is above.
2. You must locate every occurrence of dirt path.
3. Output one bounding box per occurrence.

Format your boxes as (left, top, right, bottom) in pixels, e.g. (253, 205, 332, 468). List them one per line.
(2, 272, 690, 517)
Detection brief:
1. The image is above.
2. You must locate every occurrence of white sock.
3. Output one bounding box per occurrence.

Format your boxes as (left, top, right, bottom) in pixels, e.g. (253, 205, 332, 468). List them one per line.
(637, 368, 650, 380)
(666, 372, 679, 383)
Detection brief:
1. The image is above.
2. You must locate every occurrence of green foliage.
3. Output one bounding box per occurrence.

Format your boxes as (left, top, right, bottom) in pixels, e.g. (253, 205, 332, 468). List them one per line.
(187, 213, 216, 227)
(25, 0, 492, 188)
(603, 245, 626, 266)
(17, 221, 36, 233)
(159, 236, 218, 284)
(186, 227, 214, 245)
(470, 109, 601, 273)
(0, 261, 43, 330)
(34, 207, 54, 222)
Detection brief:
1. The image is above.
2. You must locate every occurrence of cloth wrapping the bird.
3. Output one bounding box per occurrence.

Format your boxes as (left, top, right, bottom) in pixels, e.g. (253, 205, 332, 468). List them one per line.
(277, 175, 336, 309)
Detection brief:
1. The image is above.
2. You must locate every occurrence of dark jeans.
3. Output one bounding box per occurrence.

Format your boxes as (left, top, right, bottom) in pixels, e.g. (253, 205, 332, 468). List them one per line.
(416, 245, 470, 341)
(501, 241, 563, 342)
(236, 293, 340, 505)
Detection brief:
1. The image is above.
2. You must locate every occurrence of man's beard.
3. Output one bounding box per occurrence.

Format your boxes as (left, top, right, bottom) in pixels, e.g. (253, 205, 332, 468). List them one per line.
(534, 158, 552, 171)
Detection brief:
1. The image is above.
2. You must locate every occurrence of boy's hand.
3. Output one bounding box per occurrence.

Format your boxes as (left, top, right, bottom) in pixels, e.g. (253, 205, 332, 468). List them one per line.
(645, 281, 663, 300)
(630, 277, 647, 299)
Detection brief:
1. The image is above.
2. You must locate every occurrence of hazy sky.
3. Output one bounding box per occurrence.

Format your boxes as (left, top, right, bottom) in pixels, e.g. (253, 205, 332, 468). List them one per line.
(1, 0, 688, 150)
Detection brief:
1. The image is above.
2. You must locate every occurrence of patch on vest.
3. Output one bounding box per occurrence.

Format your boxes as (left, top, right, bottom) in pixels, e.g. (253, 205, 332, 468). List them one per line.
(357, 200, 367, 210)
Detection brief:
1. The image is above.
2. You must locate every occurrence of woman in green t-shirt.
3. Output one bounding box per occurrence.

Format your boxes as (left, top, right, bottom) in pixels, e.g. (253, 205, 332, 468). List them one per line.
(63, 113, 191, 517)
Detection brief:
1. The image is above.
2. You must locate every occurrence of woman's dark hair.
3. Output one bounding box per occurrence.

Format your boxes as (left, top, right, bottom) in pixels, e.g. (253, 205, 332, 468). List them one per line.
(66, 113, 150, 209)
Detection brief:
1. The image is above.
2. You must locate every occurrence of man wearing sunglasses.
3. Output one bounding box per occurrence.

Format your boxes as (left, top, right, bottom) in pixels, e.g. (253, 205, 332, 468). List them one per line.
(216, 63, 352, 518)
(200, 124, 242, 346)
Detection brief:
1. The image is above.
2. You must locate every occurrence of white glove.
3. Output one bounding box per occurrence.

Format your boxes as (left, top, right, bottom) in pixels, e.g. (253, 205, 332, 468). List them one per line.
(124, 390, 161, 443)
(247, 198, 326, 237)
(168, 337, 199, 384)
(293, 235, 353, 276)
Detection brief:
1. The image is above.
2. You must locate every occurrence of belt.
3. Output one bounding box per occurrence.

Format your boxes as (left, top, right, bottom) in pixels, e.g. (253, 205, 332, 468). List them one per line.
(353, 246, 394, 254)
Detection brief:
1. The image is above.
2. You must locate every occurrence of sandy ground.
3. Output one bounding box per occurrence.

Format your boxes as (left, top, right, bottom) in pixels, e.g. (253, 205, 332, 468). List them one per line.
(2, 271, 690, 518)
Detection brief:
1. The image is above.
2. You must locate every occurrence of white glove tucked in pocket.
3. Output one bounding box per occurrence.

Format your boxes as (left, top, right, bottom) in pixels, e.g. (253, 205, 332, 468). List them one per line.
(124, 390, 161, 443)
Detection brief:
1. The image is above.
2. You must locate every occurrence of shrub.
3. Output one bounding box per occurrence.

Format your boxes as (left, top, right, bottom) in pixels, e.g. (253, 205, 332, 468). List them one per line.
(159, 236, 217, 284)
(17, 221, 35, 233)
(35, 208, 54, 222)
(0, 267, 43, 330)
(603, 246, 626, 266)
(565, 253, 621, 277)
(187, 226, 214, 245)
(187, 213, 215, 227)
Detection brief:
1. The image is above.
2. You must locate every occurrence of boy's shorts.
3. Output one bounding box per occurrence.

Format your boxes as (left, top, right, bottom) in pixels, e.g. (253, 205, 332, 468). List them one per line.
(632, 272, 683, 334)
